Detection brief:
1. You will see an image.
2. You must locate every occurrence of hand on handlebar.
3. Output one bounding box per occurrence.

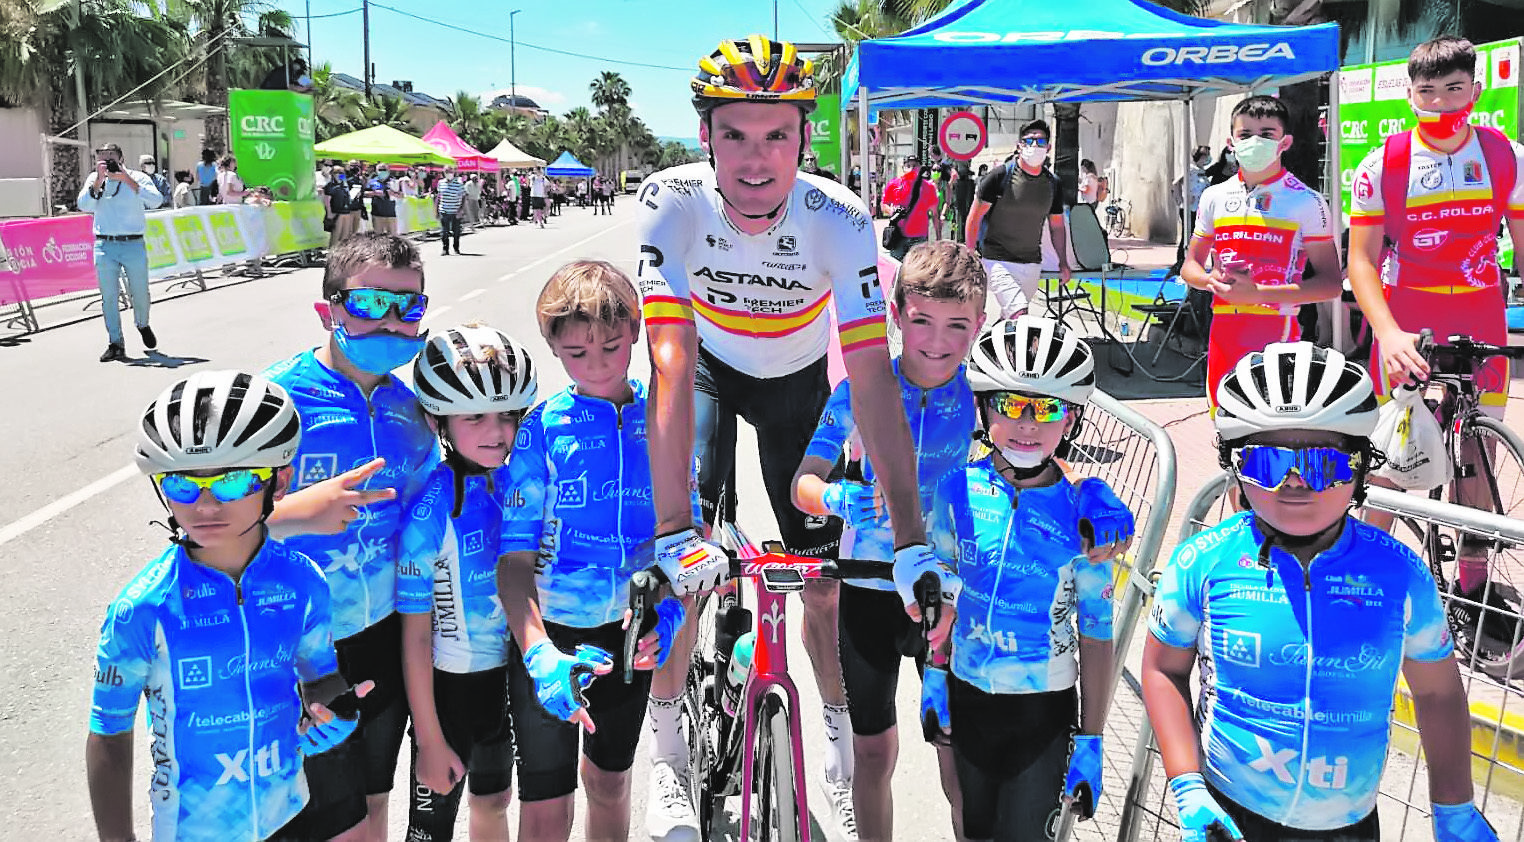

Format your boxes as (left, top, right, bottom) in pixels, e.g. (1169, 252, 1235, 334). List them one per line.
(1075, 478, 1135, 563)
(821, 480, 883, 528)
(1376, 327, 1431, 386)
(524, 638, 612, 734)
(1168, 773, 1245, 842)
(892, 544, 959, 650)
(654, 528, 729, 596)
(626, 596, 687, 671)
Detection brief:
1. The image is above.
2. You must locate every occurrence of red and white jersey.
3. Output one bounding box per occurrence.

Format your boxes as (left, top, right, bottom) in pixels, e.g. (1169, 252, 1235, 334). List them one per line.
(1194, 169, 1334, 317)
(1350, 129, 1524, 292)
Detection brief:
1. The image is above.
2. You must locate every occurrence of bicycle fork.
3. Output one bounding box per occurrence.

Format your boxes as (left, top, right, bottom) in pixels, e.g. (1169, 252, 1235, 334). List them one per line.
(738, 588, 813, 842)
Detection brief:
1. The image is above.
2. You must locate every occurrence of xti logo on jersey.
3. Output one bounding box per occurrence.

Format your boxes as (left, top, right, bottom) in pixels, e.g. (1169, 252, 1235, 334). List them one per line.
(1149, 512, 1451, 831)
(90, 541, 339, 842)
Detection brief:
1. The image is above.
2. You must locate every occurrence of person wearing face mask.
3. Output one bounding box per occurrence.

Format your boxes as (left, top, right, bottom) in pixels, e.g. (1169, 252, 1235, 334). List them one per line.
(964, 119, 1070, 318)
(1181, 95, 1342, 411)
(139, 154, 171, 209)
(1348, 36, 1524, 656)
(368, 164, 400, 235)
(1204, 146, 1238, 186)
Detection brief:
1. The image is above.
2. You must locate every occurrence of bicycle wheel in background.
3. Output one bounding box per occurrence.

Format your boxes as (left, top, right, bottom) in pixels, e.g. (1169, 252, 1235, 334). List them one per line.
(1455, 416, 1524, 679)
(750, 692, 800, 842)
(683, 589, 738, 838)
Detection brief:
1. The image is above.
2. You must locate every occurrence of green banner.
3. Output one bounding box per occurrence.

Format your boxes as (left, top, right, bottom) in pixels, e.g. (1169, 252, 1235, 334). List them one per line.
(144, 217, 177, 271)
(207, 209, 247, 256)
(229, 89, 317, 202)
(172, 214, 214, 262)
(810, 94, 843, 178)
(266, 200, 327, 252)
(1338, 39, 1522, 267)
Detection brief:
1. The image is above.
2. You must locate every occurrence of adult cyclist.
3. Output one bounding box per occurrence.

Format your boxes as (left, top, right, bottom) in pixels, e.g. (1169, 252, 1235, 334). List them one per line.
(636, 35, 955, 841)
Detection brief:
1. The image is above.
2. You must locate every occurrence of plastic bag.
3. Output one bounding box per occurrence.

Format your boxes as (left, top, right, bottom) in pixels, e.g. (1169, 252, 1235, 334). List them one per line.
(1371, 383, 1452, 492)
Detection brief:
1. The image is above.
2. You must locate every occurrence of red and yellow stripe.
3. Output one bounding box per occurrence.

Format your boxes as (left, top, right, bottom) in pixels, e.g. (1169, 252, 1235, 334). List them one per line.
(642, 295, 695, 326)
(838, 315, 889, 355)
(691, 292, 830, 338)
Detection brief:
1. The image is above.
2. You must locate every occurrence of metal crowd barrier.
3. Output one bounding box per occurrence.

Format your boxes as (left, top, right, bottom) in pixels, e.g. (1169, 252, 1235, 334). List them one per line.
(1115, 475, 1524, 841)
(1052, 389, 1178, 841)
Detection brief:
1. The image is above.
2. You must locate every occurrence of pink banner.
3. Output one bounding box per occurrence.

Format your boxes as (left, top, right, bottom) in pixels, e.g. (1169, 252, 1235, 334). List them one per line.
(0, 215, 97, 308)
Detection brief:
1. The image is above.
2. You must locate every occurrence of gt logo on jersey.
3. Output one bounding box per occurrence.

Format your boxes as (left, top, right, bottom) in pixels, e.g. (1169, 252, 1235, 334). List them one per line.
(1221, 629, 1261, 667)
(299, 454, 338, 486)
(1354, 171, 1375, 202)
(177, 656, 213, 690)
(1412, 228, 1449, 251)
(557, 477, 587, 509)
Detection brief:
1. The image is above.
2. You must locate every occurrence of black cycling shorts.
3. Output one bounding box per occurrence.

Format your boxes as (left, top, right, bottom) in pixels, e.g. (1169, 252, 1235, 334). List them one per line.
(1211, 781, 1379, 842)
(838, 584, 924, 737)
(406, 666, 515, 841)
(337, 611, 410, 794)
(694, 345, 841, 558)
(949, 679, 1076, 842)
(506, 621, 654, 802)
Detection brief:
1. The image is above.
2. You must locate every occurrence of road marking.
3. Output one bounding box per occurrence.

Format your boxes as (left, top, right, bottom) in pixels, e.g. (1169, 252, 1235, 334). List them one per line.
(422, 304, 452, 323)
(495, 219, 636, 283)
(0, 464, 138, 549)
(461, 288, 486, 301)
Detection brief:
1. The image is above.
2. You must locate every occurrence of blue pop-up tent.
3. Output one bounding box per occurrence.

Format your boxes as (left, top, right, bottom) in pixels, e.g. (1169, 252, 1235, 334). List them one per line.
(546, 151, 595, 178)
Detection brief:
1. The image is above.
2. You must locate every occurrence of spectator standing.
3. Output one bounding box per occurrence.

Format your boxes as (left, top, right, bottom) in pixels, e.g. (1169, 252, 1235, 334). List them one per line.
(530, 171, 548, 227)
(140, 155, 171, 209)
(171, 170, 195, 209)
(503, 169, 520, 226)
(881, 157, 941, 260)
(464, 173, 483, 225)
(368, 164, 400, 235)
(954, 160, 976, 236)
(1078, 159, 1101, 205)
(802, 153, 839, 182)
(1204, 146, 1238, 186)
(436, 166, 467, 254)
(1171, 147, 1213, 272)
(216, 155, 247, 205)
(195, 148, 218, 205)
(964, 120, 1070, 318)
(77, 143, 162, 362)
(323, 163, 355, 248)
(400, 166, 419, 198)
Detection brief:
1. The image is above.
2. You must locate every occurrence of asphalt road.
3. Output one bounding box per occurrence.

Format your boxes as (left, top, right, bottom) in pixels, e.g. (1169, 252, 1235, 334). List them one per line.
(0, 201, 956, 841)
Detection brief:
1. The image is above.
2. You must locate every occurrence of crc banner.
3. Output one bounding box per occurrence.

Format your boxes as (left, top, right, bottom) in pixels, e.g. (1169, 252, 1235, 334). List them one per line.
(229, 89, 317, 202)
(396, 197, 441, 234)
(810, 94, 843, 178)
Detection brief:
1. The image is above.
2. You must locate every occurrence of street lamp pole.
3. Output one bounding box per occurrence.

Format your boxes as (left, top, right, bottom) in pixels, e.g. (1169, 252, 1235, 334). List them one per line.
(510, 9, 522, 113)
(362, 0, 372, 99)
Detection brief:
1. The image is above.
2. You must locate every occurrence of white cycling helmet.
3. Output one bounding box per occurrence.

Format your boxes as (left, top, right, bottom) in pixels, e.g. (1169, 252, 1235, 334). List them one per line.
(1214, 341, 1379, 443)
(967, 316, 1095, 404)
(414, 325, 538, 415)
(135, 370, 302, 473)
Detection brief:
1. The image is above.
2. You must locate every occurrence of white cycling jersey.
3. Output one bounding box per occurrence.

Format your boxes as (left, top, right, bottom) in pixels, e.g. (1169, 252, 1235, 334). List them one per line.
(635, 162, 888, 378)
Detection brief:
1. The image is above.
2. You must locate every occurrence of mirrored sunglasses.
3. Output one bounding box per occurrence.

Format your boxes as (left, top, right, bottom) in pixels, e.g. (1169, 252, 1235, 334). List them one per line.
(1233, 445, 1363, 493)
(1020, 137, 1050, 148)
(156, 468, 275, 505)
(986, 391, 1071, 423)
(333, 288, 429, 322)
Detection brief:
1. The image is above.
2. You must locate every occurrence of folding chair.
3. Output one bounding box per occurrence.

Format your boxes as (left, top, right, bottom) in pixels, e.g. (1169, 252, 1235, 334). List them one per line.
(1119, 281, 1208, 381)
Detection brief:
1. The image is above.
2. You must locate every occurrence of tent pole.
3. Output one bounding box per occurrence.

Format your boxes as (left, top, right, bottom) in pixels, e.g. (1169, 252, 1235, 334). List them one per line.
(858, 84, 871, 211)
(1327, 70, 1348, 352)
(1183, 94, 1195, 266)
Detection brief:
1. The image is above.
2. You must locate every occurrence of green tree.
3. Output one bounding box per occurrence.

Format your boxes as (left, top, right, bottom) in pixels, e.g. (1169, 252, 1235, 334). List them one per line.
(181, 0, 296, 153)
(361, 93, 414, 133)
(589, 71, 632, 111)
(450, 91, 489, 148)
(311, 62, 365, 141)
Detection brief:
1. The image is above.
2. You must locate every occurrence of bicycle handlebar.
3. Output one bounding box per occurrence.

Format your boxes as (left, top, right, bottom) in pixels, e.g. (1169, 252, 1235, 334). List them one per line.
(1415, 329, 1524, 369)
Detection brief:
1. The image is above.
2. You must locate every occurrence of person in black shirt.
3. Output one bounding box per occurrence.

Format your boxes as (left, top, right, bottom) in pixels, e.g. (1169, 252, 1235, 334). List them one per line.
(963, 120, 1069, 318)
(802, 153, 839, 182)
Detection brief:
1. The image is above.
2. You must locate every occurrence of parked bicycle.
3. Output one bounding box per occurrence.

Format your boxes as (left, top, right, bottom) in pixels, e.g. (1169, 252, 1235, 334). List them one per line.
(625, 522, 940, 842)
(1103, 196, 1131, 239)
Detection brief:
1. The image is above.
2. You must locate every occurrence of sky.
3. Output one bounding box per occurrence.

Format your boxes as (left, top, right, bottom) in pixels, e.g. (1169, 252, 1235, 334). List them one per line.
(276, 0, 847, 139)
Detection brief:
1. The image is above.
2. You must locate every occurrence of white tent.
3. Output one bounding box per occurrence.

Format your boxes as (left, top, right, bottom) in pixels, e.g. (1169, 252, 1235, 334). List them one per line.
(486, 138, 547, 168)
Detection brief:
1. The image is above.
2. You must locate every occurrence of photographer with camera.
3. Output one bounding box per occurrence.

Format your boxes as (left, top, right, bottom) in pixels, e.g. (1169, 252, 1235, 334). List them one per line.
(77, 143, 162, 362)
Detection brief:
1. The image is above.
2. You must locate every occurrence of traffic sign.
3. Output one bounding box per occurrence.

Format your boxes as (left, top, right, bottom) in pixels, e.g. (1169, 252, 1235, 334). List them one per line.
(939, 111, 987, 161)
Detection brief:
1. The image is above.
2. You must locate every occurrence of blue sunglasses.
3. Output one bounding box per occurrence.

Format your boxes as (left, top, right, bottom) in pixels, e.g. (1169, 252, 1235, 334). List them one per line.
(155, 468, 275, 505)
(333, 288, 428, 322)
(1233, 445, 1363, 493)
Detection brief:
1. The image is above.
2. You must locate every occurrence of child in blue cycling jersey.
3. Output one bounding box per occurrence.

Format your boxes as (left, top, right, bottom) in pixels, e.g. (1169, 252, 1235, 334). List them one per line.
(88, 371, 363, 842)
(397, 325, 540, 841)
(265, 231, 438, 839)
(1143, 342, 1492, 842)
(792, 240, 986, 841)
(498, 260, 690, 841)
(924, 316, 1133, 842)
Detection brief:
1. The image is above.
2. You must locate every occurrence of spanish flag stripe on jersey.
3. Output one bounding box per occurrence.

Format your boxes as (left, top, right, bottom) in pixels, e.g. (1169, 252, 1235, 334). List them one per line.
(839, 316, 889, 354)
(691, 291, 831, 337)
(642, 295, 695, 325)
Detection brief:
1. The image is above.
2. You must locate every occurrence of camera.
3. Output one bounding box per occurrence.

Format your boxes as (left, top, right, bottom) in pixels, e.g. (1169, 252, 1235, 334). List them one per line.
(102, 159, 121, 174)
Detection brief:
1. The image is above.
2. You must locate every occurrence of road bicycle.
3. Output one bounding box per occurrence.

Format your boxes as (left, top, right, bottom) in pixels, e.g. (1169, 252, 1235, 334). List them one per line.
(1387, 331, 1524, 677)
(1103, 197, 1131, 239)
(625, 523, 940, 842)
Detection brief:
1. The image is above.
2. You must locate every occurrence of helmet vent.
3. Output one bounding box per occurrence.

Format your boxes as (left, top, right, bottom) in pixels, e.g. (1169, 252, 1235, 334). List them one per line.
(231, 392, 283, 448)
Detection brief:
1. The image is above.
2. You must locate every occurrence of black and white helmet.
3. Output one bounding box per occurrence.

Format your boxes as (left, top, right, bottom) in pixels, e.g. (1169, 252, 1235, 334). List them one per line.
(135, 371, 302, 473)
(967, 316, 1095, 404)
(1215, 342, 1379, 443)
(414, 325, 538, 415)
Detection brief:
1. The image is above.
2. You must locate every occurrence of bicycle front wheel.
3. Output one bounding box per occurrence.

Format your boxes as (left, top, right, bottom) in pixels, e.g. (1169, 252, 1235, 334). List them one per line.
(1453, 415, 1524, 677)
(750, 693, 800, 842)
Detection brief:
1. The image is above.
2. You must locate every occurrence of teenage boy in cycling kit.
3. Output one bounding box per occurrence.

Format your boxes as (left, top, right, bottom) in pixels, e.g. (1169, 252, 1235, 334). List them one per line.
(499, 262, 691, 841)
(1180, 95, 1342, 408)
(1142, 342, 1494, 842)
(920, 317, 1133, 842)
(637, 35, 951, 841)
(792, 241, 985, 841)
(265, 232, 439, 840)
(398, 325, 540, 841)
(88, 371, 368, 842)
(1349, 35, 1524, 654)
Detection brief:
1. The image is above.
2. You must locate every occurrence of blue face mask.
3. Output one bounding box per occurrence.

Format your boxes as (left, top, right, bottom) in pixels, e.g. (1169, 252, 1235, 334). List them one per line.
(333, 324, 426, 375)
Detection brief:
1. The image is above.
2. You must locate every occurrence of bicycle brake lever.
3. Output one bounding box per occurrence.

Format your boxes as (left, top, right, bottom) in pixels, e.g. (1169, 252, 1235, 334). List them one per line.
(624, 569, 663, 684)
(913, 570, 942, 638)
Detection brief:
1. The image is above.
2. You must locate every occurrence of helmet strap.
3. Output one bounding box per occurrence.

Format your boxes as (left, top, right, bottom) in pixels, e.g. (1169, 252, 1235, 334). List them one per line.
(443, 448, 491, 520)
(1243, 485, 1348, 569)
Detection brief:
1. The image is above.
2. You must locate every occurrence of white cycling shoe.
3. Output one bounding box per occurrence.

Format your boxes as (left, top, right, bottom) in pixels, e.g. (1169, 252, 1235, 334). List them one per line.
(648, 755, 701, 842)
(818, 773, 859, 841)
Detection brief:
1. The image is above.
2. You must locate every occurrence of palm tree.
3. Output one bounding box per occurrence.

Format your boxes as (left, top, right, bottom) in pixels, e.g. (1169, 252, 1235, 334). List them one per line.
(361, 94, 414, 133)
(590, 71, 632, 112)
(310, 62, 365, 141)
(181, 0, 296, 153)
(450, 91, 488, 146)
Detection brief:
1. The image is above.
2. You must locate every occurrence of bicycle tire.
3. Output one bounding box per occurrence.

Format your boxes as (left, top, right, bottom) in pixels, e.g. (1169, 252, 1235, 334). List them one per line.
(683, 588, 737, 839)
(751, 693, 800, 842)
(1455, 415, 1524, 677)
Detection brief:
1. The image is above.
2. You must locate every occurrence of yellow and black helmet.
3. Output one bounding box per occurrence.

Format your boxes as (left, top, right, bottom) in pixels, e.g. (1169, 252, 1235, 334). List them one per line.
(692, 35, 816, 115)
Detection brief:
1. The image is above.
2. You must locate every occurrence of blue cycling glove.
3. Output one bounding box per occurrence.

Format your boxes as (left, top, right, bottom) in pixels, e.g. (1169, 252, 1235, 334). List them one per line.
(298, 710, 359, 757)
(822, 480, 880, 528)
(1433, 801, 1498, 842)
(524, 638, 612, 722)
(1168, 773, 1244, 842)
(1064, 734, 1103, 820)
(1075, 478, 1135, 550)
(920, 666, 951, 744)
(651, 597, 687, 669)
